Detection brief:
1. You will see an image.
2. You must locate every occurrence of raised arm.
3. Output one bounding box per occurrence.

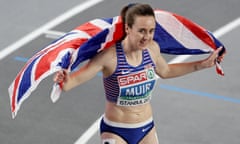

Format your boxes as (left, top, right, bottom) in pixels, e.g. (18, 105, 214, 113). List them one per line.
(149, 41, 224, 79)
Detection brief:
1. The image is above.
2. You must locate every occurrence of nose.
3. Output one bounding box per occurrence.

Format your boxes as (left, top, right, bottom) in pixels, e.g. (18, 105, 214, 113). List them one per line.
(143, 32, 152, 40)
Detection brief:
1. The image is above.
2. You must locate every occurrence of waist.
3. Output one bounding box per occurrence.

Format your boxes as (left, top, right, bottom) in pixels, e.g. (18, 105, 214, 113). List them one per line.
(103, 114, 153, 128)
(104, 101, 153, 123)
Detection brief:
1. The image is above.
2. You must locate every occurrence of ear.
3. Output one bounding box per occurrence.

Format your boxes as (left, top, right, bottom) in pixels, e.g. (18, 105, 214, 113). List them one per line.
(125, 24, 129, 34)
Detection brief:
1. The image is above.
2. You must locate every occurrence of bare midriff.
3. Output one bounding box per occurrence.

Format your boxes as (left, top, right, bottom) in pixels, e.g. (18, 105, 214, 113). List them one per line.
(104, 101, 153, 123)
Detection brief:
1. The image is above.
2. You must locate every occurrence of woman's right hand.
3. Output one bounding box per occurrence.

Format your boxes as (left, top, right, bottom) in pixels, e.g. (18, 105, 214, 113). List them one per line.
(53, 69, 69, 84)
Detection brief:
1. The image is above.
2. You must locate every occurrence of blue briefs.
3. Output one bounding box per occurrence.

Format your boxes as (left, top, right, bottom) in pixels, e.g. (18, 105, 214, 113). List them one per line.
(100, 116, 154, 144)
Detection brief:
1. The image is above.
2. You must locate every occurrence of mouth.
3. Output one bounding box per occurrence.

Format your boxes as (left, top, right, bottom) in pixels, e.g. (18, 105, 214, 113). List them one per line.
(139, 39, 148, 47)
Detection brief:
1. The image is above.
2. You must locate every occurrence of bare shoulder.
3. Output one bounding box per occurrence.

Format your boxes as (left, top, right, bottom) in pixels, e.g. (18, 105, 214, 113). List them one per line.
(89, 44, 117, 76)
(147, 40, 161, 62)
(91, 45, 116, 64)
(148, 40, 161, 53)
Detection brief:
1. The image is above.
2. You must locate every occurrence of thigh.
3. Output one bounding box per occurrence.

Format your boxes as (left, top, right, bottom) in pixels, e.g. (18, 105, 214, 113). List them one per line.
(139, 127, 159, 144)
(101, 132, 127, 144)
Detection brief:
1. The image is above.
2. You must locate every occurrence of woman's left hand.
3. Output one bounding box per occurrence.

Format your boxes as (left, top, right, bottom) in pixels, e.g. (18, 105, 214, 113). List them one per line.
(202, 47, 225, 68)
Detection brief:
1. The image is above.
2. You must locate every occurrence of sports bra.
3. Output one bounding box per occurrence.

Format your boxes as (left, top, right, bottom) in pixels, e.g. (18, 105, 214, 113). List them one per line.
(103, 42, 157, 106)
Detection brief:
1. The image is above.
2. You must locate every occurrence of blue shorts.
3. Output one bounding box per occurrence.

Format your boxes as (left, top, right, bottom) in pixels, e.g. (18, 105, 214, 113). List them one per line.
(100, 116, 154, 144)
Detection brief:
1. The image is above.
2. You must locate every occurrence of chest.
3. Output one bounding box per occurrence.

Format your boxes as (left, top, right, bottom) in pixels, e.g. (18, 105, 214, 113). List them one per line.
(115, 67, 157, 106)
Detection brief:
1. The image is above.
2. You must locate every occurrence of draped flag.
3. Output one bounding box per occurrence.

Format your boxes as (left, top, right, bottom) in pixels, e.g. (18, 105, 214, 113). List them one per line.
(9, 9, 226, 118)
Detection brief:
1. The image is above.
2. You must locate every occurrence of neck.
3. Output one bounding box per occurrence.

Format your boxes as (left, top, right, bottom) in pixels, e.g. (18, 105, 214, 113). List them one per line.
(122, 39, 141, 57)
(121, 40, 143, 66)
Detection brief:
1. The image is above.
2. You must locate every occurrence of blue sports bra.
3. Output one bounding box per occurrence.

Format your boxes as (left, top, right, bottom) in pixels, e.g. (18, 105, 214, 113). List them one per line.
(103, 42, 157, 106)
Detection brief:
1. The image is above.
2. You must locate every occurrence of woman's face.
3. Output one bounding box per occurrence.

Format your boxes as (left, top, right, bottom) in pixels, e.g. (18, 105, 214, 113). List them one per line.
(126, 16, 156, 50)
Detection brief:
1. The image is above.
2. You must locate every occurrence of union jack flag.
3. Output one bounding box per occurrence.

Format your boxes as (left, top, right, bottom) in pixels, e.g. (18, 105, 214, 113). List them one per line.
(9, 9, 226, 118)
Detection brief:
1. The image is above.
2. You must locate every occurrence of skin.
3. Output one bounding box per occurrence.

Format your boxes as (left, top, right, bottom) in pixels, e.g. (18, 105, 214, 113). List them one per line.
(54, 15, 224, 144)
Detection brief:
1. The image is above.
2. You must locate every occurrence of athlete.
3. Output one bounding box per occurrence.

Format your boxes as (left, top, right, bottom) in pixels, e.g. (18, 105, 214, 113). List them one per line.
(54, 3, 225, 144)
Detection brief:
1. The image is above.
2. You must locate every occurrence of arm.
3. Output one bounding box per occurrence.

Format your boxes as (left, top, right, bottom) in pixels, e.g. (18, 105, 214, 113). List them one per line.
(150, 41, 224, 79)
(53, 51, 105, 91)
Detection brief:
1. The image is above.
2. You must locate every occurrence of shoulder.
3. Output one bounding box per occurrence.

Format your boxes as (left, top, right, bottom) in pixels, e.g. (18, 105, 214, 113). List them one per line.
(97, 45, 116, 61)
(148, 40, 161, 53)
(89, 44, 117, 70)
(91, 45, 116, 60)
(147, 40, 161, 61)
(93, 44, 117, 77)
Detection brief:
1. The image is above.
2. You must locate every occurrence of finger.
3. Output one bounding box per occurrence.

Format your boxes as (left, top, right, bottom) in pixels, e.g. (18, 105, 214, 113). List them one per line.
(216, 56, 224, 63)
(218, 46, 226, 56)
(216, 46, 223, 53)
(216, 46, 226, 63)
(54, 70, 65, 82)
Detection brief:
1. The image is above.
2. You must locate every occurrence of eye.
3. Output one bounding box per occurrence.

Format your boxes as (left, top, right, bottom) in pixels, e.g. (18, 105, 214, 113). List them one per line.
(150, 29, 155, 34)
(139, 29, 146, 34)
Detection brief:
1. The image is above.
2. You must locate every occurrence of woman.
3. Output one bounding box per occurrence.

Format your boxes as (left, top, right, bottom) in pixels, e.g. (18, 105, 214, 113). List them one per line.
(54, 3, 224, 144)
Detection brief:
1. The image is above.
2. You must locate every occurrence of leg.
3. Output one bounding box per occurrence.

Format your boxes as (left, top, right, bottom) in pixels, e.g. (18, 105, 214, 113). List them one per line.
(101, 132, 127, 144)
(139, 127, 159, 144)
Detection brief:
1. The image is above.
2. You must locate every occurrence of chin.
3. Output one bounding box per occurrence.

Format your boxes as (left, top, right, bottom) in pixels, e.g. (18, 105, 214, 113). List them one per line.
(139, 43, 148, 49)
(140, 46, 147, 50)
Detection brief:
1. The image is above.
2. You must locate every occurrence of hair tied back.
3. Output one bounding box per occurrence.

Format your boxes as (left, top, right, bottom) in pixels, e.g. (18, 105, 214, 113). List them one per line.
(127, 3, 137, 9)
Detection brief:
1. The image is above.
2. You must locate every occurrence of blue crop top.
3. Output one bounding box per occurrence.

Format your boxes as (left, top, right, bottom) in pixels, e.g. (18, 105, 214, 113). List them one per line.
(103, 42, 158, 106)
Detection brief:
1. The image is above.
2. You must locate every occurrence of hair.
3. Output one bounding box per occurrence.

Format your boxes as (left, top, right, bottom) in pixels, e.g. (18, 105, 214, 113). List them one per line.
(120, 3, 155, 38)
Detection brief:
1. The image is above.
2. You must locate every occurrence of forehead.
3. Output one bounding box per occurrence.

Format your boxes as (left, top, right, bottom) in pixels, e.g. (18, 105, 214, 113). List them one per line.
(133, 16, 156, 28)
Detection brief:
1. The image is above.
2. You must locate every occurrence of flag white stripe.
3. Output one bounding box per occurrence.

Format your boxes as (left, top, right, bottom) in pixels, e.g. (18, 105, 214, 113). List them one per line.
(155, 11, 211, 52)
